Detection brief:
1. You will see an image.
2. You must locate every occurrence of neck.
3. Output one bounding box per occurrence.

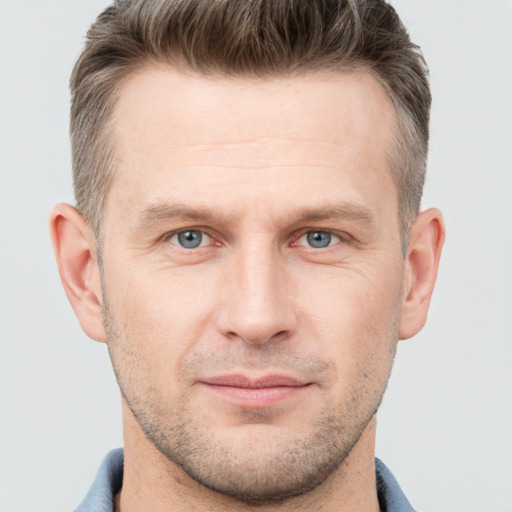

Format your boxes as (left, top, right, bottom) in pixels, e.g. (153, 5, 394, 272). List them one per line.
(117, 403, 380, 512)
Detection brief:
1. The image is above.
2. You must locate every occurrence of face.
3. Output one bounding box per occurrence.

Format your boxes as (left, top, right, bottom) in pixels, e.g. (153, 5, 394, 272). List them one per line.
(101, 68, 405, 503)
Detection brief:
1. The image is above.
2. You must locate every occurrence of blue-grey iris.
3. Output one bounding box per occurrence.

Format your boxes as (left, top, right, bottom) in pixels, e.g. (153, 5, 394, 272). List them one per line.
(178, 230, 202, 249)
(307, 231, 332, 248)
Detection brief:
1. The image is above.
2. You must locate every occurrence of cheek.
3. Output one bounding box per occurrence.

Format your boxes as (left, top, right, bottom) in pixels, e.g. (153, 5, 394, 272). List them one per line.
(104, 282, 211, 413)
(295, 263, 403, 382)
(107, 263, 223, 364)
(297, 261, 403, 336)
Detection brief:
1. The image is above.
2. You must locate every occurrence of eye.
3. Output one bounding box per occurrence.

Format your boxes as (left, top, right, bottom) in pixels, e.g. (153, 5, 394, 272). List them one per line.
(168, 230, 211, 249)
(297, 231, 341, 249)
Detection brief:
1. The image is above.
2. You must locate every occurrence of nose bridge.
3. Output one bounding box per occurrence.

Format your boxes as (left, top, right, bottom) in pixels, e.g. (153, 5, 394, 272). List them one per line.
(218, 236, 295, 344)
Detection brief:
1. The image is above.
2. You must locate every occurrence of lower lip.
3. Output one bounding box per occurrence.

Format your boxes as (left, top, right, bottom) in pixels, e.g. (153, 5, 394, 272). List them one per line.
(202, 383, 310, 408)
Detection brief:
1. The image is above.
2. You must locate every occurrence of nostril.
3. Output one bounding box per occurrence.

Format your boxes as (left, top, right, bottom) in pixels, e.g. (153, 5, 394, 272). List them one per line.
(271, 330, 289, 342)
(223, 328, 290, 345)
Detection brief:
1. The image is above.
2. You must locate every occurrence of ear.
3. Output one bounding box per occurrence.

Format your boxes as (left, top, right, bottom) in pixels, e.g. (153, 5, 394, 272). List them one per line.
(399, 208, 445, 340)
(50, 203, 107, 342)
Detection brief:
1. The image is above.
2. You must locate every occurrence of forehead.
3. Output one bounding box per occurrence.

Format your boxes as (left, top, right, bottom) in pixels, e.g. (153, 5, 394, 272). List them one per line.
(112, 66, 396, 153)
(107, 66, 398, 222)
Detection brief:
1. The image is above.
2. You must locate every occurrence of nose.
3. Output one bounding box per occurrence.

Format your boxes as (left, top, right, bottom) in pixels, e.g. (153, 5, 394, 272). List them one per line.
(216, 242, 297, 345)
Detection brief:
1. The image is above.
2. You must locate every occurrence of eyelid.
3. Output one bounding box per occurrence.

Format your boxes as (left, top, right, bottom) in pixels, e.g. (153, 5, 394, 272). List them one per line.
(160, 227, 351, 249)
(301, 231, 339, 247)
(291, 229, 351, 248)
(163, 228, 214, 248)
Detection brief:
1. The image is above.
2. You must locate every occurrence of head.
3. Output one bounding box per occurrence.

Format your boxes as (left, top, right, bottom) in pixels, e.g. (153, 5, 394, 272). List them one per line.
(52, 0, 444, 507)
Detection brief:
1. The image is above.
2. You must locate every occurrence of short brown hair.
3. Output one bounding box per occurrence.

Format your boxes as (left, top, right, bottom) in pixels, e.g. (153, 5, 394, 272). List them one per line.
(70, 0, 431, 244)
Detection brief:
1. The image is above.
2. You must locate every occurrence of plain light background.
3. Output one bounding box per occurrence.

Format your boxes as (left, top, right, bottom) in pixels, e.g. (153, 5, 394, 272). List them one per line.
(1, 1, 511, 511)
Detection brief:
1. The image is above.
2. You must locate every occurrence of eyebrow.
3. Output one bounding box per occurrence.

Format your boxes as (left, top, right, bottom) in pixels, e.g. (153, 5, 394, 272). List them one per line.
(292, 203, 375, 225)
(138, 201, 375, 228)
(139, 203, 231, 226)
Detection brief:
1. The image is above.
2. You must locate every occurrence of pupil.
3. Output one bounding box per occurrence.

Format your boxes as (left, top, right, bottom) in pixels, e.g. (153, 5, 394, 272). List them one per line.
(178, 231, 202, 248)
(307, 231, 331, 248)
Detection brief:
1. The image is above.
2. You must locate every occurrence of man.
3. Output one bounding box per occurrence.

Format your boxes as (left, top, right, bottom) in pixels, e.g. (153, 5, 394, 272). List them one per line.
(50, 0, 445, 510)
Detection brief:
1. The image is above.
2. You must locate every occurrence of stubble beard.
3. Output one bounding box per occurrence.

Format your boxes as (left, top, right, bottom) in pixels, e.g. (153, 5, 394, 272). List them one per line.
(102, 297, 399, 505)
(122, 390, 379, 505)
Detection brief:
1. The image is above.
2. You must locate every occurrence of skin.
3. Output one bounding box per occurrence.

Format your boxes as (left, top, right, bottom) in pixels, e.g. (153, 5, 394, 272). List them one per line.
(51, 68, 445, 512)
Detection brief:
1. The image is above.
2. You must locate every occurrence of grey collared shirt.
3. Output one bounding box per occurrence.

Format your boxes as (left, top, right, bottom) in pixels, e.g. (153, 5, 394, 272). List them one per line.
(75, 448, 415, 511)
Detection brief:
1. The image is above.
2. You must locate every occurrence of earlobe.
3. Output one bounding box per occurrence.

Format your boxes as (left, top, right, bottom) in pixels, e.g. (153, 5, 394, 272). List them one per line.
(49, 203, 107, 342)
(399, 208, 445, 340)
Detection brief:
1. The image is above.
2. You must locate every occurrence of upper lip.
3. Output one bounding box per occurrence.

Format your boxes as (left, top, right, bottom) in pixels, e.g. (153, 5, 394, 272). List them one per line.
(201, 374, 309, 388)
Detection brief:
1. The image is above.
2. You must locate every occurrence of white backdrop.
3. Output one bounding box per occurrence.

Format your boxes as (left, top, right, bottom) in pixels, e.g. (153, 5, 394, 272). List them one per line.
(1, 1, 511, 511)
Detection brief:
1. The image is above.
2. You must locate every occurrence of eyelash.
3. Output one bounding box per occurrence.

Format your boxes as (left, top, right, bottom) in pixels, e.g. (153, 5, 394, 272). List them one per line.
(165, 229, 215, 250)
(294, 231, 343, 249)
(163, 228, 348, 251)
